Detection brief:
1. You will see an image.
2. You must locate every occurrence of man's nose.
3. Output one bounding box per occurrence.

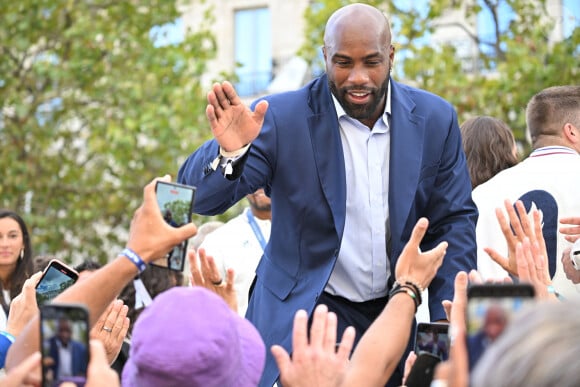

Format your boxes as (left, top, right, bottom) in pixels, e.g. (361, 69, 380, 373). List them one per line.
(347, 64, 370, 84)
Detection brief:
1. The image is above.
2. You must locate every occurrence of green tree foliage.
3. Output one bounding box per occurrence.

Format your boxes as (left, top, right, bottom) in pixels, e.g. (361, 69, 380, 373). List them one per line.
(301, 0, 579, 147)
(0, 0, 217, 262)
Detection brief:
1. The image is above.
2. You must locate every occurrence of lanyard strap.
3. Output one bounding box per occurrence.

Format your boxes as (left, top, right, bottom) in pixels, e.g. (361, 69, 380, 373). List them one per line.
(246, 209, 267, 250)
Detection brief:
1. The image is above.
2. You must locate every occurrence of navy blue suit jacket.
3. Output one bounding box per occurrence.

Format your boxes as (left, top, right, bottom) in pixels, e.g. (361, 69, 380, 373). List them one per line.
(178, 75, 477, 386)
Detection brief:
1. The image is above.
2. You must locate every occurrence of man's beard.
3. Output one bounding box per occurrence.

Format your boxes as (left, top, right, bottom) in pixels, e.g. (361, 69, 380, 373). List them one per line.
(329, 76, 389, 121)
(249, 201, 271, 212)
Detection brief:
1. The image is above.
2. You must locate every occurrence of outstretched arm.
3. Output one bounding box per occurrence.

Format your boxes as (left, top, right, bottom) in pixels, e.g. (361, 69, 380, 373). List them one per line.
(5, 175, 198, 370)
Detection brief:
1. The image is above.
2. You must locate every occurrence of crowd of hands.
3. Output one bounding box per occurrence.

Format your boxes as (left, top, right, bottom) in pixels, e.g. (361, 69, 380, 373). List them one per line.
(2, 175, 579, 387)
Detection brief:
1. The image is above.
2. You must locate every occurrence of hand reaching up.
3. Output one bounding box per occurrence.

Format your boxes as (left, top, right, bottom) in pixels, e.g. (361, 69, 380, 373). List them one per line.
(206, 81, 269, 152)
(188, 248, 237, 313)
(395, 217, 448, 290)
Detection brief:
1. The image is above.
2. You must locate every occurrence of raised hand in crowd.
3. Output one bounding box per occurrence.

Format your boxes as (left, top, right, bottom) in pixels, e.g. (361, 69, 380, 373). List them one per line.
(483, 199, 555, 299)
(272, 304, 355, 387)
(344, 217, 447, 386)
(559, 216, 580, 284)
(5, 175, 198, 370)
(188, 248, 237, 313)
(443, 272, 470, 387)
(84, 340, 121, 387)
(561, 246, 580, 284)
(5, 271, 42, 338)
(484, 199, 548, 278)
(206, 80, 268, 152)
(90, 299, 130, 365)
(0, 351, 41, 387)
(559, 216, 580, 243)
(0, 272, 42, 368)
(275, 218, 447, 387)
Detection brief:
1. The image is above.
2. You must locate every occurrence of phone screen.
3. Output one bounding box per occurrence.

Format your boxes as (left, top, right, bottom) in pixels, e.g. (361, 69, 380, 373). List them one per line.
(36, 260, 79, 306)
(153, 181, 196, 271)
(414, 322, 450, 361)
(467, 283, 535, 370)
(40, 304, 89, 387)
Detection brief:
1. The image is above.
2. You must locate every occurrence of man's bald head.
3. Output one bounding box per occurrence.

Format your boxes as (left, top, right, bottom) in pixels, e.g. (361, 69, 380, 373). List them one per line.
(324, 3, 391, 49)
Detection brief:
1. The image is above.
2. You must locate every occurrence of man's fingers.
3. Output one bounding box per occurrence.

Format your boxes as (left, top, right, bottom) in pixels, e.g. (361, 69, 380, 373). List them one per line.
(222, 81, 241, 106)
(514, 200, 533, 237)
(484, 247, 510, 272)
(495, 207, 516, 245)
(271, 345, 291, 376)
(309, 304, 328, 348)
(441, 300, 453, 321)
(408, 218, 429, 249)
(323, 311, 338, 353)
(225, 268, 235, 292)
(504, 199, 524, 237)
(337, 326, 355, 361)
(292, 309, 309, 353)
(253, 100, 269, 123)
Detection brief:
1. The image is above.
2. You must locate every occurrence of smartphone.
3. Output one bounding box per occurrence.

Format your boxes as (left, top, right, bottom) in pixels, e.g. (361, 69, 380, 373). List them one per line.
(414, 322, 450, 361)
(36, 260, 79, 306)
(405, 352, 441, 387)
(466, 283, 535, 370)
(40, 303, 89, 387)
(152, 181, 196, 271)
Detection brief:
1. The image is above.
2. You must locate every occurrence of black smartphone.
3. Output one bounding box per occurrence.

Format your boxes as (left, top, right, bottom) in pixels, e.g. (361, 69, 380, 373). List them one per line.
(152, 181, 196, 271)
(414, 322, 450, 361)
(466, 283, 535, 370)
(36, 260, 79, 306)
(40, 303, 89, 387)
(405, 352, 441, 387)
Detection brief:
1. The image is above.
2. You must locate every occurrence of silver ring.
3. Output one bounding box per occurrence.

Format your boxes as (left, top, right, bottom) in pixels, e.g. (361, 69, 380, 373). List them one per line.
(103, 326, 113, 333)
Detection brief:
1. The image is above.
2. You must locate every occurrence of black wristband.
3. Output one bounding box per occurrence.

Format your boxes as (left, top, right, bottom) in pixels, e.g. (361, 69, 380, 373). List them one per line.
(389, 287, 419, 312)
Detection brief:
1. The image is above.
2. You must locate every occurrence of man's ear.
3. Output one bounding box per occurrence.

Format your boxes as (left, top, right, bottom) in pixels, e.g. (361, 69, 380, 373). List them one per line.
(563, 123, 579, 144)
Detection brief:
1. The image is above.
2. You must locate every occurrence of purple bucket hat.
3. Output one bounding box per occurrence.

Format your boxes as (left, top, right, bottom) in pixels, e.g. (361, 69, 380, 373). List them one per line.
(122, 286, 265, 387)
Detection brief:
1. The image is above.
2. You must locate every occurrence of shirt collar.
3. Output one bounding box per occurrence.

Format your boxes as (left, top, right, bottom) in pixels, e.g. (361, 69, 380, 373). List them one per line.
(332, 79, 392, 123)
(530, 146, 579, 157)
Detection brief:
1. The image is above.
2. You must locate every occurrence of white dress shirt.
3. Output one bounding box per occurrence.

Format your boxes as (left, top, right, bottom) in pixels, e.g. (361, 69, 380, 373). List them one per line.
(324, 85, 392, 302)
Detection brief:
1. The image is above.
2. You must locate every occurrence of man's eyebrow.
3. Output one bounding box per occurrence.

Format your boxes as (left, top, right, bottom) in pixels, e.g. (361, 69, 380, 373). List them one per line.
(332, 52, 383, 60)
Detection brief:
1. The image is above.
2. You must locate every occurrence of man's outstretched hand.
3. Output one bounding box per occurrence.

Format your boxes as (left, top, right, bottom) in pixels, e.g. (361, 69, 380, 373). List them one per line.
(206, 81, 268, 152)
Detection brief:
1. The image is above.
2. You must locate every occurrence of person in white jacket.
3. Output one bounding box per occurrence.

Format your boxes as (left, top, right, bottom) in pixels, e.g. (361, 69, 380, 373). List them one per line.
(474, 85, 580, 300)
(199, 188, 271, 316)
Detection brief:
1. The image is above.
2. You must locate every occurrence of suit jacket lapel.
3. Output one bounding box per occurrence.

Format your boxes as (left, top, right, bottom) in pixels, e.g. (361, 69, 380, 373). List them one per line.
(388, 80, 424, 245)
(307, 75, 347, 238)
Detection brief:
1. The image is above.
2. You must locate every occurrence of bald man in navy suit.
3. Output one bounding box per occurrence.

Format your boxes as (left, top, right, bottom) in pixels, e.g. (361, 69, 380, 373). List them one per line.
(178, 4, 477, 386)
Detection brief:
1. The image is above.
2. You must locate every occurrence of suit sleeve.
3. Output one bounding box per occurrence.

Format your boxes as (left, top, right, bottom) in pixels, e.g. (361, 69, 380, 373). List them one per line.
(422, 109, 478, 321)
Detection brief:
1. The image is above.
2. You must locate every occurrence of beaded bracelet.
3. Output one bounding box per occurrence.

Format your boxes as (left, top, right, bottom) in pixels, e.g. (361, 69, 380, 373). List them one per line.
(389, 283, 421, 312)
(393, 279, 424, 305)
(121, 247, 147, 273)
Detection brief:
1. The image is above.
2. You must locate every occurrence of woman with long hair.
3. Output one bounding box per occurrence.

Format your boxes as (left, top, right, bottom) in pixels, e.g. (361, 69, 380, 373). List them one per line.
(0, 209, 34, 330)
(460, 116, 519, 189)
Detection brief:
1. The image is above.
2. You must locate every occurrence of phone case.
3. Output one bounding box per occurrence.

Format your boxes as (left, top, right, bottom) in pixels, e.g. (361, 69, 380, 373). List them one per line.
(40, 303, 89, 387)
(466, 283, 535, 370)
(405, 352, 441, 387)
(153, 181, 196, 271)
(35, 260, 79, 306)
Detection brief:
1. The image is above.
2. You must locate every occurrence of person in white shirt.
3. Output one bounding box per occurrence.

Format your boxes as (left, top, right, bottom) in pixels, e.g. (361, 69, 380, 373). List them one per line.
(474, 85, 580, 299)
(199, 188, 271, 316)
